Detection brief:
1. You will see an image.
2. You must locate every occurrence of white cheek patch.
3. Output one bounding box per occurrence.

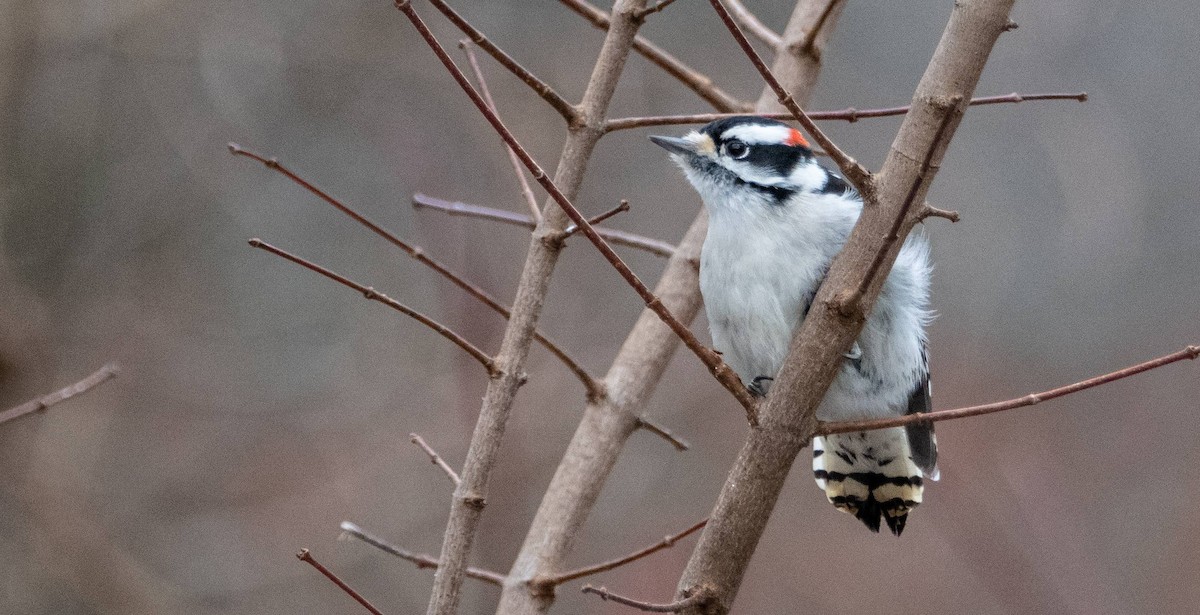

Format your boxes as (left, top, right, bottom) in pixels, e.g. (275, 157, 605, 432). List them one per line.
(721, 123, 793, 145)
(789, 161, 828, 191)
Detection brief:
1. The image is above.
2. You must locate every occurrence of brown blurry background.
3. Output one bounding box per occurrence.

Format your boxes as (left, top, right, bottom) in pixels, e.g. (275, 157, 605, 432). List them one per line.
(2, 1, 1198, 613)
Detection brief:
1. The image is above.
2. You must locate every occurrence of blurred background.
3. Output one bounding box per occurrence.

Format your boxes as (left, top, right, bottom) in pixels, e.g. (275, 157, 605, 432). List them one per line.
(2, 1, 1198, 613)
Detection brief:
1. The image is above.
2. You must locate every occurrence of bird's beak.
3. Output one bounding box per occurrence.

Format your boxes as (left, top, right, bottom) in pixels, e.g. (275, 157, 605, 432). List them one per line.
(649, 135, 698, 157)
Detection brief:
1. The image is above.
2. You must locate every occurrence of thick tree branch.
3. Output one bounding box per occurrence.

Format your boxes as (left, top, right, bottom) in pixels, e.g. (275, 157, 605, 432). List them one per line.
(496, 2, 845, 613)
(460, 41, 543, 222)
(533, 518, 706, 589)
(395, 1, 657, 613)
(412, 194, 676, 257)
(603, 92, 1089, 132)
(339, 522, 505, 586)
(426, 0, 580, 123)
(558, 0, 750, 113)
(228, 146, 601, 400)
(818, 345, 1200, 435)
(583, 586, 711, 613)
(296, 548, 386, 615)
(674, 2, 1018, 613)
(248, 239, 498, 375)
(0, 363, 119, 427)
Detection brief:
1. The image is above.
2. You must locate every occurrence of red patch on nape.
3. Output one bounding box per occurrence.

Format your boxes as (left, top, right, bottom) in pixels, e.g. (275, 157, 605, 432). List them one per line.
(786, 128, 810, 148)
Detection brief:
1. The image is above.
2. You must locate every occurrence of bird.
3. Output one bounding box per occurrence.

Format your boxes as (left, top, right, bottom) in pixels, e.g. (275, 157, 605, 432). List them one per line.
(650, 116, 937, 536)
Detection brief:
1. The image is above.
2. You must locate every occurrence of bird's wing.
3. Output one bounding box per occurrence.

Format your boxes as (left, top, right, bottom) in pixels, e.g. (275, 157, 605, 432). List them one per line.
(904, 347, 939, 479)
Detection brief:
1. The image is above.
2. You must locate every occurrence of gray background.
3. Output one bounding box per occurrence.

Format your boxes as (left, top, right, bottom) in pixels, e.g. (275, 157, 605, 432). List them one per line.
(2, 1, 1198, 613)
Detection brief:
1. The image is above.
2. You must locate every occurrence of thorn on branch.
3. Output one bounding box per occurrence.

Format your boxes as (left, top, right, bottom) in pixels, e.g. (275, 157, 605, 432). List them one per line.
(338, 521, 506, 586)
(635, 417, 690, 451)
(581, 585, 712, 613)
(296, 548, 386, 615)
(0, 363, 120, 427)
(248, 238, 497, 373)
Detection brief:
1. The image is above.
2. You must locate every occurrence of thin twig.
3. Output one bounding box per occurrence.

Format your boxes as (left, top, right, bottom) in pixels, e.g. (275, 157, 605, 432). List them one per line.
(338, 522, 506, 586)
(835, 103, 958, 315)
(396, 0, 759, 419)
(410, 434, 462, 486)
(460, 41, 543, 222)
(636, 417, 690, 451)
(413, 194, 675, 257)
(563, 200, 630, 238)
(425, 0, 579, 123)
(722, 0, 782, 48)
(603, 92, 1090, 132)
(558, 0, 750, 113)
(818, 344, 1200, 435)
(0, 363, 119, 426)
(248, 238, 498, 375)
(919, 202, 961, 222)
(633, 0, 681, 19)
(582, 585, 711, 613)
(535, 518, 707, 587)
(228, 145, 599, 399)
(708, 0, 871, 191)
(296, 548, 386, 615)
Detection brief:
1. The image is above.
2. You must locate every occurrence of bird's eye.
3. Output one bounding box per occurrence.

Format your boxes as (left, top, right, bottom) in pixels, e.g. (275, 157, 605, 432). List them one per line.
(725, 140, 749, 159)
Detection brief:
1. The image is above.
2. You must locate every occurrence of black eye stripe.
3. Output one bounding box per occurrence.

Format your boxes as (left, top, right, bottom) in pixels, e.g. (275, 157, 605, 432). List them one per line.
(742, 143, 805, 176)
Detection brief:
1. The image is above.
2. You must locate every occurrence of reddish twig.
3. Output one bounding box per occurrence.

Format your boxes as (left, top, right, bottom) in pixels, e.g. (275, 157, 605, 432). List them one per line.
(0, 363, 120, 426)
(248, 238, 499, 375)
(558, 0, 749, 113)
(396, 0, 759, 419)
(460, 41, 543, 222)
(426, 0, 579, 123)
(296, 548, 386, 615)
(228, 145, 599, 399)
(412, 194, 676, 257)
(722, 0, 782, 48)
(534, 518, 707, 588)
(338, 521, 506, 586)
(582, 585, 711, 613)
(636, 417, 690, 451)
(562, 200, 630, 238)
(707, 0, 871, 191)
(818, 344, 1200, 435)
(410, 433, 461, 486)
(603, 91, 1090, 132)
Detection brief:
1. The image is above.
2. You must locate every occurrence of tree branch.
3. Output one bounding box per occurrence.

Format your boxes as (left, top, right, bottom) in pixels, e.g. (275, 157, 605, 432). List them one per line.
(558, 0, 750, 113)
(722, 0, 782, 49)
(636, 417, 690, 451)
(248, 238, 498, 375)
(603, 91, 1089, 132)
(296, 548, 386, 615)
(633, 0, 680, 19)
(339, 522, 505, 586)
(425, 0, 580, 123)
(228, 145, 601, 400)
(582, 585, 711, 613)
(410, 433, 462, 485)
(818, 345, 1200, 435)
(533, 518, 706, 588)
(562, 200, 630, 238)
(459, 40, 543, 222)
(0, 363, 120, 427)
(412, 194, 676, 257)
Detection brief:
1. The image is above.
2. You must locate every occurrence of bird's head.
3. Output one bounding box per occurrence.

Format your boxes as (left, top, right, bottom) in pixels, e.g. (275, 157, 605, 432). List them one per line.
(651, 116, 848, 209)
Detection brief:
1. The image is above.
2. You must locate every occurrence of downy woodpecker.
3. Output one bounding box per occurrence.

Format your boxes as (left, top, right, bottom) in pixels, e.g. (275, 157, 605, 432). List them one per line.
(651, 116, 937, 535)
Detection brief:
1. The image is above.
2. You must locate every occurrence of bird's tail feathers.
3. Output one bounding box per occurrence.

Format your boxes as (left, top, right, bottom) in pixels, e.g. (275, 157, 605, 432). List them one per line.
(813, 428, 928, 536)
